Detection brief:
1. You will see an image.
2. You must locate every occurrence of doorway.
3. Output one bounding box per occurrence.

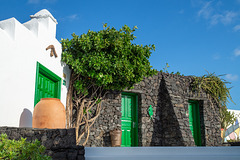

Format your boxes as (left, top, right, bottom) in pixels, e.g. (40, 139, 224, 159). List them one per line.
(121, 92, 138, 147)
(188, 100, 202, 146)
(34, 62, 61, 106)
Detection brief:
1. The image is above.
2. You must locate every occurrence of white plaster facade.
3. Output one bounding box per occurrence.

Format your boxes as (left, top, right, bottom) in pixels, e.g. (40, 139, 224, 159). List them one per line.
(0, 9, 70, 127)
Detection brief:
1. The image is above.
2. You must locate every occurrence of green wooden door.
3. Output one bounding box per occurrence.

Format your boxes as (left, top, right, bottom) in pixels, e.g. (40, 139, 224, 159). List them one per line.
(188, 100, 202, 146)
(121, 93, 138, 147)
(34, 62, 61, 106)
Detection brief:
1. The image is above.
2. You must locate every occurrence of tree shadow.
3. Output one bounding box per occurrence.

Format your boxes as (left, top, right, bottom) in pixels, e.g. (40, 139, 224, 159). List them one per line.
(103, 131, 111, 147)
(138, 93, 143, 146)
(199, 100, 206, 146)
(151, 77, 184, 146)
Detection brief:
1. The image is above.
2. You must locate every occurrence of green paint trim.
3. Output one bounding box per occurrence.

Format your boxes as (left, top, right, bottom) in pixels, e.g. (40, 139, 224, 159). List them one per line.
(121, 92, 138, 146)
(34, 62, 61, 106)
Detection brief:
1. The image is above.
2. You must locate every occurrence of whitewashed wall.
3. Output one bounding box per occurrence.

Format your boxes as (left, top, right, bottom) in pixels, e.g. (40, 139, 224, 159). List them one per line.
(0, 9, 70, 127)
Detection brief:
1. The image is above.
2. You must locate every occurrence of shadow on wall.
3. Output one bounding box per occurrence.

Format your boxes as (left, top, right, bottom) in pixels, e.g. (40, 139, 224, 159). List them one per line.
(19, 108, 32, 128)
(149, 80, 162, 146)
(151, 78, 184, 146)
(199, 100, 206, 146)
(138, 93, 143, 147)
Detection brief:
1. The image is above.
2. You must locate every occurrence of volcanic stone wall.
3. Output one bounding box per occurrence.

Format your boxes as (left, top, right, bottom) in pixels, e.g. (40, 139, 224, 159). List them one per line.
(82, 90, 122, 147)
(162, 73, 222, 146)
(83, 72, 222, 147)
(0, 127, 84, 160)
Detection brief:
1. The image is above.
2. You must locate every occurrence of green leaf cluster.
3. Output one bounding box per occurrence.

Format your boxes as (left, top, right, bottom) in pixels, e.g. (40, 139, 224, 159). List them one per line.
(61, 24, 157, 94)
(0, 133, 51, 160)
(191, 72, 233, 107)
(220, 106, 236, 143)
(220, 106, 236, 128)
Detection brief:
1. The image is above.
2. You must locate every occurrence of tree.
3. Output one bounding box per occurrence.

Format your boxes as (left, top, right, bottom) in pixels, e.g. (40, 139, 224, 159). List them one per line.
(61, 24, 156, 145)
(220, 106, 236, 143)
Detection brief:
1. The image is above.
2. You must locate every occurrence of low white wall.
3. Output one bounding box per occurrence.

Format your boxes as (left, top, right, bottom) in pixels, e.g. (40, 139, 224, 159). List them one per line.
(85, 147, 240, 160)
(0, 10, 70, 127)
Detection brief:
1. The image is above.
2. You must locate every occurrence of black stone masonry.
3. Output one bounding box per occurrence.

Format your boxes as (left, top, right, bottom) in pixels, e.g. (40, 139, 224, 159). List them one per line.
(81, 72, 222, 147)
(0, 127, 84, 160)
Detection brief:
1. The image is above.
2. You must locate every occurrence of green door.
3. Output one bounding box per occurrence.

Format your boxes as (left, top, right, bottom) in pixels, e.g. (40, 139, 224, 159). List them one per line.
(121, 93, 138, 147)
(34, 62, 61, 106)
(188, 100, 202, 146)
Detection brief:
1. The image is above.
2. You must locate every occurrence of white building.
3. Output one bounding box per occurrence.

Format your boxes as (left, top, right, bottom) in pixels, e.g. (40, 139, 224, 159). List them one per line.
(228, 109, 240, 123)
(0, 9, 70, 127)
(223, 109, 240, 141)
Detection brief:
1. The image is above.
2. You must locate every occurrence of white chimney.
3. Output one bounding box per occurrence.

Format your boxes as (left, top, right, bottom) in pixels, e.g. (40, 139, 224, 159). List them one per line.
(24, 9, 57, 39)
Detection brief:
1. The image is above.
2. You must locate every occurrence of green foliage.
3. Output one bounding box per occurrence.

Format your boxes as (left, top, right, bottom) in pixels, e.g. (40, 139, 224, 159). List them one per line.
(61, 24, 157, 94)
(220, 106, 236, 143)
(163, 63, 170, 73)
(160, 63, 170, 73)
(160, 63, 184, 76)
(191, 72, 233, 107)
(227, 138, 240, 142)
(0, 133, 51, 160)
(220, 106, 236, 128)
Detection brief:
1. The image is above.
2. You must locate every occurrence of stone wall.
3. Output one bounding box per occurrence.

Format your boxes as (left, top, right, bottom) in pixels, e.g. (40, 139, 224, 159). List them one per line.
(162, 73, 221, 146)
(81, 91, 122, 147)
(0, 127, 84, 160)
(82, 72, 222, 147)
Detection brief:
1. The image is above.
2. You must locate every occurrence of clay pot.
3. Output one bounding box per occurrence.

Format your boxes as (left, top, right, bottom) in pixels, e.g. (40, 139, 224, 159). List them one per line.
(110, 129, 122, 147)
(32, 98, 66, 129)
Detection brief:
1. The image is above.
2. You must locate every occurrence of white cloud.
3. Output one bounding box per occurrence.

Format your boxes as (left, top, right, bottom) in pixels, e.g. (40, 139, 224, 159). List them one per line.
(221, 11, 237, 24)
(225, 74, 239, 81)
(198, 1, 213, 19)
(210, 11, 237, 25)
(197, 1, 238, 26)
(234, 48, 240, 56)
(60, 14, 79, 22)
(233, 25, 240, 31)
(68, 14, 78, 21)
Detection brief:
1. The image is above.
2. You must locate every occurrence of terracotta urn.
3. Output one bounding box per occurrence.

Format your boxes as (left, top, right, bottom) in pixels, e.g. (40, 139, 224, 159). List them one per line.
(32, 98, 66, 129)
(110, 129, 122, 147)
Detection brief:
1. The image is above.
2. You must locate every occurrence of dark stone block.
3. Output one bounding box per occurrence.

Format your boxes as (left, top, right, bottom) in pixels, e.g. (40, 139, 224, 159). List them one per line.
(52, 152, 67, 160)
(77, 155, 85, 160)
(67, 128, 75, 136)
(67, 150, 78, 160)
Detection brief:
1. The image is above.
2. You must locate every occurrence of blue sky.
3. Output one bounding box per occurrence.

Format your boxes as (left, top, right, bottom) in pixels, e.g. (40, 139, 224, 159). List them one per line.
(0, 0, 239, 110)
